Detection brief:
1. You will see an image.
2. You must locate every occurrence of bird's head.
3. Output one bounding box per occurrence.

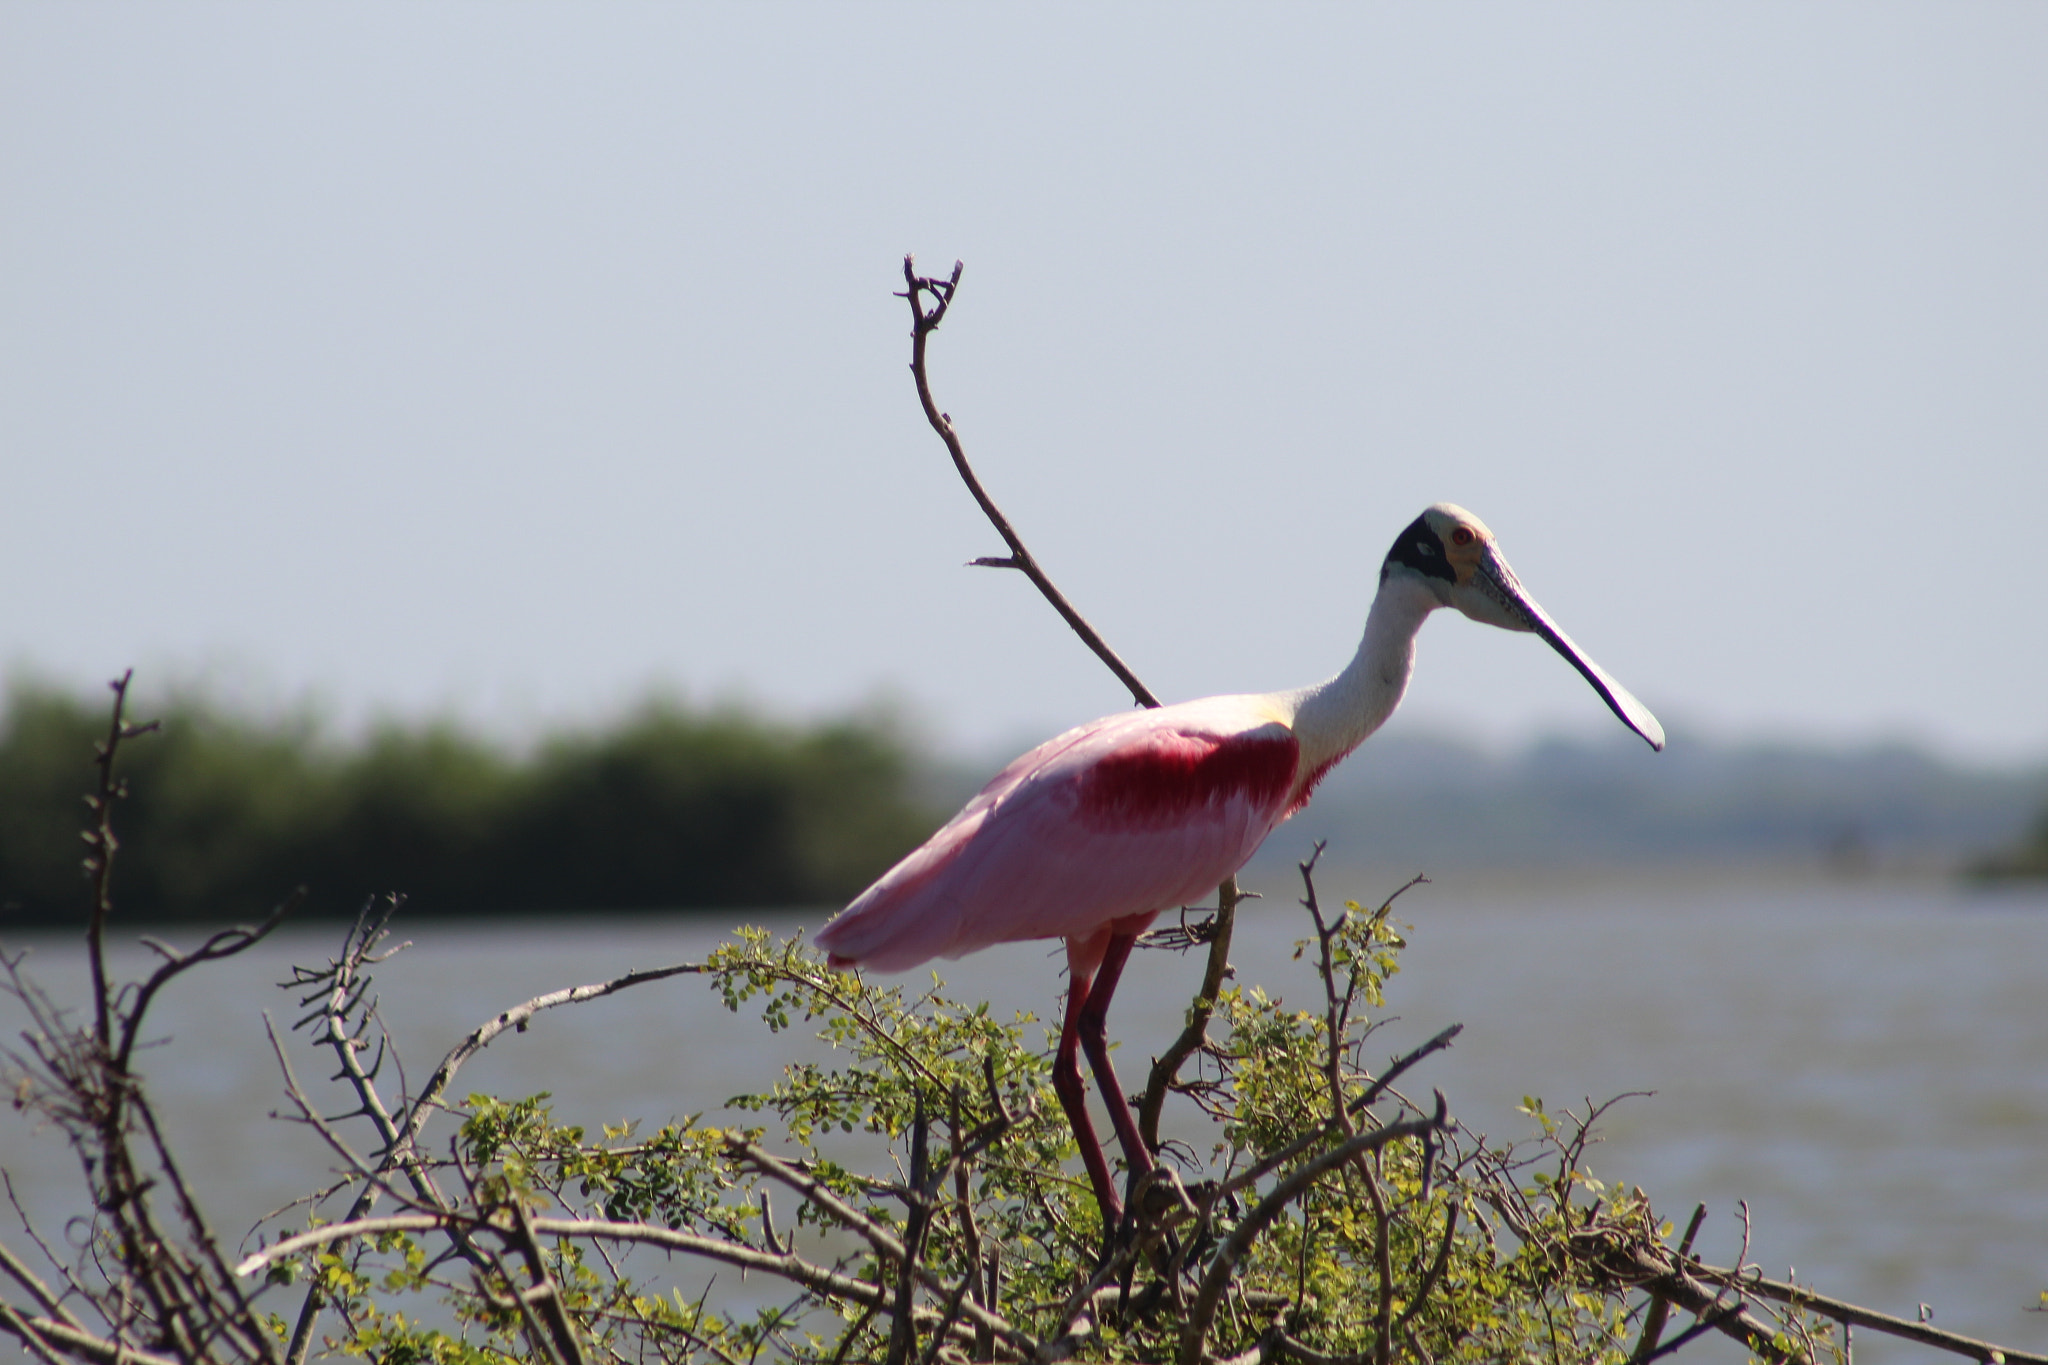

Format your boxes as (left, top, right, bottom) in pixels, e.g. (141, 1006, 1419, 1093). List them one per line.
(1381, 502, 1666, 751)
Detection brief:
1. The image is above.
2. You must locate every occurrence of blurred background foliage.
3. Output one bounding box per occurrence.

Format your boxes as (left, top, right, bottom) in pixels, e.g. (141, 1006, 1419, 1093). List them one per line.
(5, 677, 2046, 930)
(1266, 731, 2048, 882)
(1973, 807, 2048, 879)
(0, 682, 938, 926)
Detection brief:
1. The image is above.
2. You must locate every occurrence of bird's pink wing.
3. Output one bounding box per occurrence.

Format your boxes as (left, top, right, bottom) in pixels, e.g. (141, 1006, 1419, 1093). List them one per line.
(814, 701, 1299, 972)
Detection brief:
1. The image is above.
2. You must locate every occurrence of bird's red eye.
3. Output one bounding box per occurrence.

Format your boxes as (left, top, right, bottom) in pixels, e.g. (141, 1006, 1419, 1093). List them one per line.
(1451, 527, 1474, 546)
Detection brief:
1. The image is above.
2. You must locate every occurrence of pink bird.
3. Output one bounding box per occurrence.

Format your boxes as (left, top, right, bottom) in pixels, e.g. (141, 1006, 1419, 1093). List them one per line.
(815, 504, 1663, 1226)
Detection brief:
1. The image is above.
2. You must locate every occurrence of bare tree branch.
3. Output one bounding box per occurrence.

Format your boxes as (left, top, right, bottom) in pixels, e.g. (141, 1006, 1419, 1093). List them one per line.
(901, 251, 1268, 1208)
(899, 255, 1158, 711)
(1687, 1261, 2048, 1365)
(237, 1215, 446, 1272)
(731, 1142, 910, 1266)
(405, 961, 714, 1143)
(0, 1241, 80, 1331)
(118, 896, 299, 1075)
(84, 670, 157, 1051)
(0, 1306, 180, 1365)
(273, 914, 712, 1365)
(236, 1212, 1035, 1358)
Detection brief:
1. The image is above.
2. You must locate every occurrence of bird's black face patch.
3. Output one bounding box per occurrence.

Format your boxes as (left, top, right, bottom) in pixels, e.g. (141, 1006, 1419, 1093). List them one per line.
(1381, 515, 1456, 584)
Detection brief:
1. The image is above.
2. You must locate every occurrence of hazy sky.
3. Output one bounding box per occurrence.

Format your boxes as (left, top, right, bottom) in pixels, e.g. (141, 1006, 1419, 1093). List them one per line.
(4, 5, 2044, 764)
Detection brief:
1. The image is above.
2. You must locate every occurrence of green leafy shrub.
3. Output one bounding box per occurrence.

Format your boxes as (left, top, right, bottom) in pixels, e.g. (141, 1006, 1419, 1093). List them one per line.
(220, 914, 1759, 1365)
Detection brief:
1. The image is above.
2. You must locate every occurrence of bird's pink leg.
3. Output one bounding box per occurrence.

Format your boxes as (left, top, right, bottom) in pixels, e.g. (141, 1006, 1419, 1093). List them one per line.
(1074, 928, 1154, 1211)
(1053, 962, 1123, 1226)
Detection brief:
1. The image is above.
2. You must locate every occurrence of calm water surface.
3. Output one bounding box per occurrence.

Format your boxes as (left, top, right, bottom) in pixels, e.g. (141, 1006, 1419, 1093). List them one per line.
(4, 869, 2045, 1362)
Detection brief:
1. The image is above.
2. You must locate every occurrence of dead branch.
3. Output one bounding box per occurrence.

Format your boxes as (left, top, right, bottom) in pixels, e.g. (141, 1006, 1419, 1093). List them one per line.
(902, 250, 1270, 1226)
(405, 960, 714, 1142)
(899, 255, 1158, 712)
(236, 1211, 1034, 1358)
(300, 905, 442, 1207)
(84, 671, 158, 1049)
(261, 1014, 408, 1208)
(731, 1141, 910, 1266)
(236, 1215, 447, 1272)
(1686, 1261, 2047, 1365)
(0, 1306, 179, 1365)
(120, 896, 297, 1074)
(0, 1240, 79, 1332)
(271, 899, 713, 1365)
(3, 674, 286, 1365)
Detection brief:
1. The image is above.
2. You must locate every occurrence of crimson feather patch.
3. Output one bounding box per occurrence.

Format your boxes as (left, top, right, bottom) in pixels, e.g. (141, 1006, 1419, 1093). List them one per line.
(1074, 730, 1296, 829)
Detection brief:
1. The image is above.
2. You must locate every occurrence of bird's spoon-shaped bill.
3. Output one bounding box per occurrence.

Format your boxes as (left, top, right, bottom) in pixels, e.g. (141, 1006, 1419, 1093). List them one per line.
(1532, 608, 1665, 751)
(1476, 551, 1665, 751)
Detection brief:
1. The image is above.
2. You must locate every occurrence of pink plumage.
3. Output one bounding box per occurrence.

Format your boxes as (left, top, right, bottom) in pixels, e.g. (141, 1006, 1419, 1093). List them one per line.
(813, 697, 1302, 973)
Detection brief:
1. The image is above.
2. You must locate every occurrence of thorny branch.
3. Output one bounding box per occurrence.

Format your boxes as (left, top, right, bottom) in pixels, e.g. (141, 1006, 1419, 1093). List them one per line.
(235, 1213, 1027, 1359)
(272, 902, 722, 1365)
(3, 675, 286, 1365)
(84, 671, 158, 1050)
(1687, 1262, 2048, 1365)
(407, 958, 715, 1143)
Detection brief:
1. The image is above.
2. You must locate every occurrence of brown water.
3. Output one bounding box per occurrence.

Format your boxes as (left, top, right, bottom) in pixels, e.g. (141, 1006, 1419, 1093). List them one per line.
(4, 869, 2045, 1362)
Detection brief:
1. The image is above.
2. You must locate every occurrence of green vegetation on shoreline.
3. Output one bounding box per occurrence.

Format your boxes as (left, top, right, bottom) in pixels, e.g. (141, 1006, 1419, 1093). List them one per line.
(6, 679, 2044, 932)
(1972, 806, 2048, 879)
(0, 684, 937, 926)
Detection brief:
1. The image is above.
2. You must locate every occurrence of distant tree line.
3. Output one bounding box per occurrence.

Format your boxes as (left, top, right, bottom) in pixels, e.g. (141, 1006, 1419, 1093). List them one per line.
(0, 683, 939, 926)
(1973, 805, 2048, 878)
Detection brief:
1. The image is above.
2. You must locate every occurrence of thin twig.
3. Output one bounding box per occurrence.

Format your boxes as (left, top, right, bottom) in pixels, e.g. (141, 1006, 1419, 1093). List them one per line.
(884, 1091, 930, 1365)
(0, 1306, 180, 1365)
(0, 1239, 81, 1331)
(1212, 1024, 1463, 1208)
(1360, 1160, 1394, 1365)
(900, 255, 1159, 711)
(236, 1213, 1034, 1355)
(116, 896, 299, 1074)
(1389, 1198, 1461, 1340)
(1687, 1262, 2047, 1365)
(85, 671, 156, 1052)
(1138, 876, 1242, 1151)
(731, 1142, 910, 1265)
(404, 962, 713, 1148)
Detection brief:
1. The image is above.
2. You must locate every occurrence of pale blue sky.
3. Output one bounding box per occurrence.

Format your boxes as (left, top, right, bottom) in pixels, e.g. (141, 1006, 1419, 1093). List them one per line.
(4, 5, 2044, 763)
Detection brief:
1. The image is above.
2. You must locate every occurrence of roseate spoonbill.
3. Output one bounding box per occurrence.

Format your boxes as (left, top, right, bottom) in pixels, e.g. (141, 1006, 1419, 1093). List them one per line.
(815, 504, 1662, 1226)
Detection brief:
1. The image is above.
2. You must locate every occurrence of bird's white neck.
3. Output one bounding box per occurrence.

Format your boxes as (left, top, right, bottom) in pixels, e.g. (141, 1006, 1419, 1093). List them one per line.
(1284, 574, 1441, 777)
